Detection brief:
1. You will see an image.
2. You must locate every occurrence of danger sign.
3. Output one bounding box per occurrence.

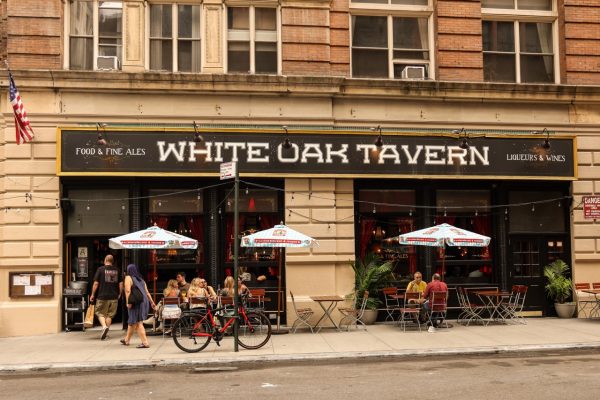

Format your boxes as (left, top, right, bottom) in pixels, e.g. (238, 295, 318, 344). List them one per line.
(583, 196, 600, 219)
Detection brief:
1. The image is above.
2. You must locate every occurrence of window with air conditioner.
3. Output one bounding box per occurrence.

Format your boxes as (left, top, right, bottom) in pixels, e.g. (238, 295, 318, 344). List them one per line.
(68, 0, 123, 71)
(350, 1, 432, 79)
(482, 0, 557, 83)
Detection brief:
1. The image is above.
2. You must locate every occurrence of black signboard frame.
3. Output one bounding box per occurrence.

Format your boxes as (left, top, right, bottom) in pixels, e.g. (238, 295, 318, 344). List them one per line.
(57, 128, 577, 180)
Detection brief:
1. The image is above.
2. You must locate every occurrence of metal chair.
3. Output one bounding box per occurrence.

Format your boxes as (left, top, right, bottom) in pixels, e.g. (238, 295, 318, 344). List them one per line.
(161, 296, 182, 337)
(456, 287, 485, 326)
(382, 287, 400, 322)
(397, 291, 421, 332)
(339, 291, 369, 331)
(248, 288, 266, 312)
(290, 291, 314, 333)
(425, 291, 448, 329)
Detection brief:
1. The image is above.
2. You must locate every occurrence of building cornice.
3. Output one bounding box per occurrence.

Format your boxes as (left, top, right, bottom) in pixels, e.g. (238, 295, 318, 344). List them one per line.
(4, 70, 600, 104)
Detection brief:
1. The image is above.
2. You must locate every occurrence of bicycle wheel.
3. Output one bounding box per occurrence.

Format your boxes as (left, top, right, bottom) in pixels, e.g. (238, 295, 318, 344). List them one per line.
(237, 311, 272, 350)
(172, 314, 212, 353)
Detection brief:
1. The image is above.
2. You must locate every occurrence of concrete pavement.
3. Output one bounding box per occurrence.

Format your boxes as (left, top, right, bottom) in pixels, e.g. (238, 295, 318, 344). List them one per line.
(0, 318, 599, 374)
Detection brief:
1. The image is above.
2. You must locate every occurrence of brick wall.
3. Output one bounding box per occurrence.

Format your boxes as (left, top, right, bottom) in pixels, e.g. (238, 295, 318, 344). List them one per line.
(564, 0, 600, 84)
(329, 0, 350, 76)
(436, 0, 483, 82)
(5, 0, 62, 69)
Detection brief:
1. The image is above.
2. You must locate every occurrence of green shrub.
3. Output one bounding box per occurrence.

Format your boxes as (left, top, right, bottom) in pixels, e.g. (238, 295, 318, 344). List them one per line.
(544, 259, 573, 304)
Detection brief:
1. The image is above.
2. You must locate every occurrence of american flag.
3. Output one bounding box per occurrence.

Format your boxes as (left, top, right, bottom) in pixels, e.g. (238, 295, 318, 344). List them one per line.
(9, 72, 34, 145)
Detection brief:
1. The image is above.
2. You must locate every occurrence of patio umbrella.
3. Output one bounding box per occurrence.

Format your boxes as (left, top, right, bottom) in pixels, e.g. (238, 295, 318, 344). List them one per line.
(241, 224, 319, 332)
(109, 225, 198, 300)
(398, 223, 491, 280)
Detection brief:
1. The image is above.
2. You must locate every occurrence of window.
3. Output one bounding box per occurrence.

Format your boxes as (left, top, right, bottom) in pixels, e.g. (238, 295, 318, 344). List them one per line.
(149, 4, 201, 72)
(482, 0, 556, 83)
(227, 7, 278, 74)
(350, 1, 432, 79)
(68, 1, 123, 70)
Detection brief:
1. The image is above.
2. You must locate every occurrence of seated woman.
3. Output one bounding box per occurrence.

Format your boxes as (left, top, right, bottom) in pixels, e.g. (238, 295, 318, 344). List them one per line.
(187, 278, 210, 309)
(156, 279, 181, 332)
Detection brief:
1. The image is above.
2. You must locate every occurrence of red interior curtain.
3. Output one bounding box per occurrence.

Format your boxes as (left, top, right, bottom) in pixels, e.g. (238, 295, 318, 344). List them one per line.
(186, 216, 204, 263)
(359, 218, 376, 258)
(259, 214, 276, 230)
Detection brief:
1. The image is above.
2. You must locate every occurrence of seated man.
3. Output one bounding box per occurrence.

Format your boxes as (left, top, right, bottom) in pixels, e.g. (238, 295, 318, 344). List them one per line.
(422, 273, 448, 330)
(406, 271, 427, 301)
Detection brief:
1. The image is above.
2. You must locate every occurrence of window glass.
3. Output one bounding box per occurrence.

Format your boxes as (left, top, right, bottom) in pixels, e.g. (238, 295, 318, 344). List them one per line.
(518, 0, 552, 11)
(482, 0, 514, 8)
(483, 21, 514, 52)
(255, 42, 277, 73)
(98, 1, 123, 62)
(256, 8, 276, 31)
(436, 190, 490, 212)
(149, 190, 203, 214)
(228, 42, 251, 72)
(69, 1, 94, 70)
(359, 190, 415, 213)
(352, 16, 389, 78)
(150, 4, 173, 71)
(392, 17, 429, 60)
(178, 5, 201, 72)
(508, 191, 565, 233)
(228, 8, 250, 30)
(520, 22, 554, 83)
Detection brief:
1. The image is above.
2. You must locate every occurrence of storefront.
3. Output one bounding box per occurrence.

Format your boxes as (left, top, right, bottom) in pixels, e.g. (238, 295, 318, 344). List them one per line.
(58, 127, 576, 320)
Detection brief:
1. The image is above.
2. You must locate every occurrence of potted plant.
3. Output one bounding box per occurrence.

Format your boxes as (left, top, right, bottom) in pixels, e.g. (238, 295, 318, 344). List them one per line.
(544, 259, 576, 318)
(349, 252, 394, 324)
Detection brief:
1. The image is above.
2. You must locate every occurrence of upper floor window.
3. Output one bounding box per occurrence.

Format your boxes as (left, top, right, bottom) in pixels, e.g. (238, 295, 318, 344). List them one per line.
(482, 0, 556, 83)
(69, 1, 123, 70)
(149, 4, 201, 72)
(227, 7, 278, 74)
(350, 1, 432, 79)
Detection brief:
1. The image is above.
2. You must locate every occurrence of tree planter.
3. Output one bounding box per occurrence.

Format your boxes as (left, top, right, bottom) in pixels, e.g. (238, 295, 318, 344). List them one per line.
(360, 309, 378, 325)
(554, 302, 576, 318)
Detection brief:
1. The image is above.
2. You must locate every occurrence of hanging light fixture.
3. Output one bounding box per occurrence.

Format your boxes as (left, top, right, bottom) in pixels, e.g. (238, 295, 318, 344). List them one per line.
(533, 128, 550, 149)
(281, 125, 292, 149)
(96, 123, 107, 146)
(453, 128, 469, 149)
(193, 121, 204, 143)
(371, 125, 383, 148)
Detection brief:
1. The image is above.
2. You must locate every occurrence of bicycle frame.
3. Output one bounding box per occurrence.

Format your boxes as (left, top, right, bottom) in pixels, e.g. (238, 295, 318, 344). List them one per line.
(187, 303, 253, 338)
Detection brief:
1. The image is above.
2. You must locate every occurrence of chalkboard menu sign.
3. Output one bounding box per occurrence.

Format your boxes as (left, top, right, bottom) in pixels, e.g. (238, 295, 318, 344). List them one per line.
(9, 272, 54, 298)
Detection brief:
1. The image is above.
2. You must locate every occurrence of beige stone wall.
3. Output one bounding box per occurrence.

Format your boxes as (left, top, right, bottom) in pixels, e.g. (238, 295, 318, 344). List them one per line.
(284, 178, 355, 326)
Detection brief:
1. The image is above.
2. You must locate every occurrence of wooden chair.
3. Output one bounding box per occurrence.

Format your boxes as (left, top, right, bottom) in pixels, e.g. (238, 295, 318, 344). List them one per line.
(426, 291, 448, 329)
(339, 291, 369, 331)
(382, 287, 400, 322)
(398, 291, 422, 332)
(290, 292, 314, 333)
(161, 296, 182, 337)
(248, 288, 266, 312)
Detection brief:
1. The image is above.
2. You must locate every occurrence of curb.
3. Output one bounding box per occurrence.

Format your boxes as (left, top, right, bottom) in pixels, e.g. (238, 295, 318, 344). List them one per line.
(2, 341, 600, 375)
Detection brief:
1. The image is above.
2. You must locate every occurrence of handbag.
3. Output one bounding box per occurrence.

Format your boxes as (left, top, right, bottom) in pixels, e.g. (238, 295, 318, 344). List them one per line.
(84, 304, 95, 328)
(128, 285, 144, 306)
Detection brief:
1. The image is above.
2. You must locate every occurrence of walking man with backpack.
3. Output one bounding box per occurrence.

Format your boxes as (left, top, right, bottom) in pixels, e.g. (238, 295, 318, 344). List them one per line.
(90, 255, 123, 340)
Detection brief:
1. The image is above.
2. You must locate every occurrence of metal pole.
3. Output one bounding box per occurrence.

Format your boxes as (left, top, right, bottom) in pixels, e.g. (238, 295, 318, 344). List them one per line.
(233, 163, 239, 352)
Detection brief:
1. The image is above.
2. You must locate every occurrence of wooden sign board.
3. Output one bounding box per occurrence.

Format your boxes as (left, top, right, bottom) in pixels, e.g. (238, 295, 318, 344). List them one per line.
(9, 272, 54, 298)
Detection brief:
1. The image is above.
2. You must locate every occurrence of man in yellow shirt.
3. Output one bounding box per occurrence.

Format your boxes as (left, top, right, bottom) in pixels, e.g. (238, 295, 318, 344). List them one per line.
(406, 271, 427, 295)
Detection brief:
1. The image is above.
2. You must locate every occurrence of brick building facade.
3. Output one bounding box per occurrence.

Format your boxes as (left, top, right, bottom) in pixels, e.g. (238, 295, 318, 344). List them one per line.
(0, 0, 599, 337)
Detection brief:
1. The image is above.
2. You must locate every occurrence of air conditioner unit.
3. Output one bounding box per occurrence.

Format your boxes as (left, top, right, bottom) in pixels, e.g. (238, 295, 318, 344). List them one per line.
(401, 66, 426, 80)
(97, 56, 119, 70)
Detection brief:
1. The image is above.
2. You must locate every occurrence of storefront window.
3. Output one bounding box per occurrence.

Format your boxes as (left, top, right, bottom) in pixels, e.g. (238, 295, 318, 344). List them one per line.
(147, 189, 205, 290)
(436, 190, 493, 283)
(223, 189, 280, 286)
(358, 190, 416, 280)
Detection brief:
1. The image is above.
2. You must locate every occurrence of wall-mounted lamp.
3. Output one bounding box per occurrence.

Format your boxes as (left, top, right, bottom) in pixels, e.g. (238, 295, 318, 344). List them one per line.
(371, 125, 383, 148)
(533, 128, 550, 149)
(193, 121, 204, 143)
(281, 125, 292, 149)
(96, 123, 107, 146)
(452, 128, 469, 149)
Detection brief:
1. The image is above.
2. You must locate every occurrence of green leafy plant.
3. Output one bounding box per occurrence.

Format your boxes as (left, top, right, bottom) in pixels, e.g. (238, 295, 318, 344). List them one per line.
(544, 259, 573, 304)
(349, 252, 395, 310)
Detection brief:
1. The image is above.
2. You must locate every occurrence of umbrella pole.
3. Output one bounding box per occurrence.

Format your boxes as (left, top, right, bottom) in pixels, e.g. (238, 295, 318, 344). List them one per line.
(441, 247, 446, 282)
(272, 248, 288, 334)
(153, 250, 157, 303)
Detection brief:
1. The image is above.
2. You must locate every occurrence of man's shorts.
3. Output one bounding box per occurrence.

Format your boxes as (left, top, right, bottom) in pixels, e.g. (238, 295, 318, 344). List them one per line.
(95, 299, 118, 319)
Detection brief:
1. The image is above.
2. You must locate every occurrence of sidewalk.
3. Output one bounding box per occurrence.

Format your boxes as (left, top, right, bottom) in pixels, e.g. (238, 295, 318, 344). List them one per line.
(1, 318, 599, 374)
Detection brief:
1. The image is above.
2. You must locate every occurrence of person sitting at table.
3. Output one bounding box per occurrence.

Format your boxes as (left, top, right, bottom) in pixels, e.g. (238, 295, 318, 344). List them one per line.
(406, 271, 427, 300)
(156, 279, 181, 333)
(200, 278, 217, 301)
(220, 276, 251, 298)
(422, 273, 448, 330)
(187, 278, 210, 309)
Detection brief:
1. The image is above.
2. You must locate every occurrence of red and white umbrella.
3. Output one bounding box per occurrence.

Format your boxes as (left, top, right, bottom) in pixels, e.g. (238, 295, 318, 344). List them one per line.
(398, 223, 491, 280)
(241, 224, 318, 331)
(109, 226, 198, 300)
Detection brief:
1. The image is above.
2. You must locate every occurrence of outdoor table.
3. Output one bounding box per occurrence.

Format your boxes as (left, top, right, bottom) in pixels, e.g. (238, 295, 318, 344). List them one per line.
(474, 290, 512, 324)
(581, 289, 600, 318)
(310, 295, 345, 332)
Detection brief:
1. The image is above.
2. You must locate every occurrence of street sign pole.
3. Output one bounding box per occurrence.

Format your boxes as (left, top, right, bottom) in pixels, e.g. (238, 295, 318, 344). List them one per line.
(221, 161, 239, 352)
(233, 163, 240, 352)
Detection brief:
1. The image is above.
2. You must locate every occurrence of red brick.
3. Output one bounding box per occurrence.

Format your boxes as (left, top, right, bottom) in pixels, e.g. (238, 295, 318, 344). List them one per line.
(330, 46, 350, 64)
(330, 29, 349, 47)
(283, 44, 330, 62)
(282, 7, 329, 27)
(330, 0, 349, 12)
(330, 63, 350, 77)
(282, 26, 330, 44)
(565, 23, 600, 40)
(7, 0, 61, 17)
(8, 17, 61, 36)
(330, 12, 349, 30)
(566, 39, 600, 56)
(566, 55, 600, 72)
(438, 67, 483, 82)
(438, 34, 482, 52)
(438, 17, 482, 35)
(7, 36, 60, 55)
(283, 60, 331, 75)
(437, 1, 481, 18)
(565, 6, 600, 23)
(565, 71, 600, 84)
(438, 51, 483, 68)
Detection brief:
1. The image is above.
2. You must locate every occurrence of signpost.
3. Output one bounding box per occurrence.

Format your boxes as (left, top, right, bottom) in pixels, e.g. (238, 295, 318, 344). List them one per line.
(220, 161, 239, 352)
(583, 196, 600, 220)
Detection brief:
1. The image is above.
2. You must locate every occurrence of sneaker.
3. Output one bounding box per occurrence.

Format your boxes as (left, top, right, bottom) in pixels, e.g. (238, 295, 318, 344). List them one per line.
(428, 326, 436, 333)
(100, 327, 109, 340)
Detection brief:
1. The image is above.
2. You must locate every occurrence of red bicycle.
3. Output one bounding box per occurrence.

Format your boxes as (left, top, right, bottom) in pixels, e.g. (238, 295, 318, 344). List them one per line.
(172, 296, 272, 353)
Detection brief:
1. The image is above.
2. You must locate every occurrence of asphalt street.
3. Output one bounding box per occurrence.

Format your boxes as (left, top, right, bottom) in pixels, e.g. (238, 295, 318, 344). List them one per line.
(2, 350, 600, 400)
